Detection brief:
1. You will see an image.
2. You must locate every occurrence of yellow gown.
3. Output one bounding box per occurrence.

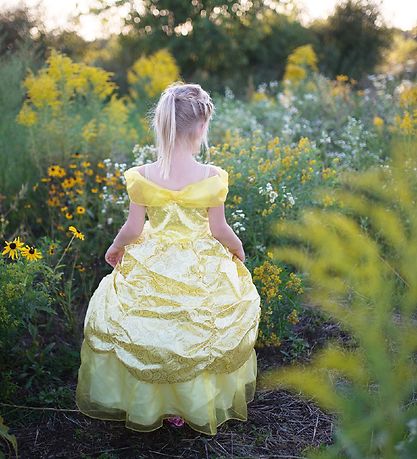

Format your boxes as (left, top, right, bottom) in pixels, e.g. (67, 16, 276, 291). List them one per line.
(75, 164, 261, 435)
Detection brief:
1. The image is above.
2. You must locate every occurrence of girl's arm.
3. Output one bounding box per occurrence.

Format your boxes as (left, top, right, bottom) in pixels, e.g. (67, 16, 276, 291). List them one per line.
(208, 204, 245, 262)
(112, 202, 146, 248)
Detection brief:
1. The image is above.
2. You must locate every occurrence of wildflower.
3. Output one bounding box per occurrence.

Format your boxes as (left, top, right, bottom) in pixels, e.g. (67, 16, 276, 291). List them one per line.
(287, 309, 299, 324)
(47, 196, 61, 207)
(2, 236, 24, 260)
(48, 165, 61, 177)
(336, 74, 349, 83)
(62, 177, 76, 188)
(76, 206, 86, 215)
(373, 116, 384, 127)
(21, 245, 43, 261)
(65, 212, 73, 220)
(68, 225, 85, 240)
(48, 243, 57, 255)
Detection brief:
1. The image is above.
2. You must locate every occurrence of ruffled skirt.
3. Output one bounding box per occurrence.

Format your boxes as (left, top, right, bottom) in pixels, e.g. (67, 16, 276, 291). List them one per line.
(75, 339, 257, 435)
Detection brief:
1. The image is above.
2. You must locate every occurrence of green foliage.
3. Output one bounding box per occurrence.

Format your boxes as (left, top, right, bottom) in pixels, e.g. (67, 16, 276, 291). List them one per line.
(0, 415, 18, 459)
(312, 0, 392, 80)
(95, 0, 313, 95)
(258, 139, 417, 458)
(0, 42, 41, 195)
(0, 256, 56, 354)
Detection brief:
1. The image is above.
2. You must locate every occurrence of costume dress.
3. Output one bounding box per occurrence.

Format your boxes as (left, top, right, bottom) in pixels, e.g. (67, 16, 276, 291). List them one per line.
(75, 163, 261, 435)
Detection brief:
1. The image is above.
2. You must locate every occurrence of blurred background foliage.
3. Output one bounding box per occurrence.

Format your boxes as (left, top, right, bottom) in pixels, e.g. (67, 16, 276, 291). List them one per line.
(258, 136, 417, 458)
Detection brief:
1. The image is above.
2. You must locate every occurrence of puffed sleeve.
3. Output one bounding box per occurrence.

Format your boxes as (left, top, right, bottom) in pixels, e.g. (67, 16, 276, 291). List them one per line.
(207, 166, 229, 207)
(123, 167, 148, 205)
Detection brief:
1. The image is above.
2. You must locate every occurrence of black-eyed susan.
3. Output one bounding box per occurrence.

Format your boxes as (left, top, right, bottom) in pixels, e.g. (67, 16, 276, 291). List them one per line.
(76, 206, 86, 215)
(48, 243, 57, 255)
(81, 161, 91, 168)
(2, 236, 24, 260)
(48, 165, 66, 178)
(21, 245, 43, 261)
(69, 163, 77, 169)
(48, 165, 60, 177)
(65, 212, 73, 220)
(47, 197, 60, 207)
(91, 187, 98, 193)
(97, 161, 105, 169)
(68, 225, 85, 240)
(62, 177, 76, 188)
(71, 152, 82, 159)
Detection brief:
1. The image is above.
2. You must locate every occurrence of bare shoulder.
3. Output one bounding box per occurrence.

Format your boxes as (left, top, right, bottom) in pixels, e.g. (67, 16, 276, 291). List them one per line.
(206, 164, 222, 178)
(134, 162, 156, 174)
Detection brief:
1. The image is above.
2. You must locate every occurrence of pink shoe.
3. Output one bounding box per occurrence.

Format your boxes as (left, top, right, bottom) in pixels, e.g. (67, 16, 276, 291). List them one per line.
(166, 415, 185, 427)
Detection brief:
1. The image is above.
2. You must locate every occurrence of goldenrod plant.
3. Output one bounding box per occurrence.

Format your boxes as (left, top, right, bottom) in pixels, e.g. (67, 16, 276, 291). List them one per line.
(258, 138, 417, 458)
(16, 49, 137, 166)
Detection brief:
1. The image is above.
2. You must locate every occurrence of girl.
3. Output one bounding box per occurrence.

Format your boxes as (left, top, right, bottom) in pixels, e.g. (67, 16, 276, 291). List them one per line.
(75, 81, 261, 435)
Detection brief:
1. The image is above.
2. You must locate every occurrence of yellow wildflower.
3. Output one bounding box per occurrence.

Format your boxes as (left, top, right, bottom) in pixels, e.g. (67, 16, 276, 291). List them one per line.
(373, 116, 384, 127)
(21, 245, 43, 261)
(68, 225, 85, 240)
(2, 236, 24, 260)
(336, 74, 349, 83)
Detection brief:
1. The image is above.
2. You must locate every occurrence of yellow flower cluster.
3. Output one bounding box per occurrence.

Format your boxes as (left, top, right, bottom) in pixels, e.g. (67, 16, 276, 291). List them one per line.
(287, 309, 300, 325)
(331, 74, 354, 98)
(322, 194, 336, 207)
(37, 153, 123, 227)
(285, 272, 304, 294)
(283, 44, 318, 84)
(321, 167, 337, 180)
(2, 236, 42, 261)
(399, 84, 417, 108)
(251, 91, 274, 103)
(253, 260, 283, 303)
(256, 329, 282, 348)
(392, 85, 417, 136)
(17, 49, 117, 127)
(394, 110, 417, 136)
(373, 116, 384, 128)
(128, 49, 180, 99)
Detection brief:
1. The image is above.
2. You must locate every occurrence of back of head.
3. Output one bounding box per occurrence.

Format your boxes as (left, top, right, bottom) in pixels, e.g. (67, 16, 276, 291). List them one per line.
(150, 81, 215, 179)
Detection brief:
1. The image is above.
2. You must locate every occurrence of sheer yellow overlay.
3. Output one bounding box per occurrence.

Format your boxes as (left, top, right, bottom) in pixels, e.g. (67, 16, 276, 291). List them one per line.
(76, 165, 261, 435)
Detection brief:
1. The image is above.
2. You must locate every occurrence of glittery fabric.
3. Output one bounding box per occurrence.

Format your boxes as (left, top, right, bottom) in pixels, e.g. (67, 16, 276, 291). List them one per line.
(76, 165, 261, 435)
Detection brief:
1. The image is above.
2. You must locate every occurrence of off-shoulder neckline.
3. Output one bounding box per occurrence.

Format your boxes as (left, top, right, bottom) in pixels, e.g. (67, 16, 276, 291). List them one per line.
(125, 166, 225, 194)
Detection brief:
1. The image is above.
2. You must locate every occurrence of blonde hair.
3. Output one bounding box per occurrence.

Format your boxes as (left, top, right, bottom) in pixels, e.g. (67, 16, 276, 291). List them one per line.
(149, 81, 215, 179)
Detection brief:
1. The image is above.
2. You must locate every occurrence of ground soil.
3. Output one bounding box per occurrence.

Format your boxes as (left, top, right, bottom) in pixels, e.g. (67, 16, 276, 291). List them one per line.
(2, 306, 355, 459)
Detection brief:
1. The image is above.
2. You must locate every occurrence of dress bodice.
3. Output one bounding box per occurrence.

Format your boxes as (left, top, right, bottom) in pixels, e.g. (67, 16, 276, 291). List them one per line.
(123, 165, 229, 241)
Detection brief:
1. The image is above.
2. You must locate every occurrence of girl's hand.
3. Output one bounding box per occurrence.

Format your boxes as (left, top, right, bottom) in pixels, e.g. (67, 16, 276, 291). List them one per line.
(105, 243, 125, 268)
(231, 246, 245, 263)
